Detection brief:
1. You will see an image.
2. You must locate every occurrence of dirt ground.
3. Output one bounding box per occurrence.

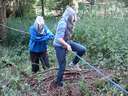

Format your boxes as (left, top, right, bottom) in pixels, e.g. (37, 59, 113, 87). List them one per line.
(22, 68, 114, 96)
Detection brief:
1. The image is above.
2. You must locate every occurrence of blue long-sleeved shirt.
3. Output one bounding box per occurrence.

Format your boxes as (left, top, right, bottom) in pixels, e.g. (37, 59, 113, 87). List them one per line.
(29, 24, 54, 52)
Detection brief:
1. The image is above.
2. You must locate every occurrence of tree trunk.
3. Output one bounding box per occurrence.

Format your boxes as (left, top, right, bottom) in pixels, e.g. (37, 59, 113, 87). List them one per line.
(0, 0, 7, 42)
(41, 0, 45, 17)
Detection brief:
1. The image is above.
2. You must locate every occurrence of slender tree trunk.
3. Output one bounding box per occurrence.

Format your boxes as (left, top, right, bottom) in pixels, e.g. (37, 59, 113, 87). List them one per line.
(0, 0, 7, 42)
(41, 0, 44, 17)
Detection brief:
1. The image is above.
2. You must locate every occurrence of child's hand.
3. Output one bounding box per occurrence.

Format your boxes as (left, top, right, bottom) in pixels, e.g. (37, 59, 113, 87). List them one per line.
(66, 43, 72, 51)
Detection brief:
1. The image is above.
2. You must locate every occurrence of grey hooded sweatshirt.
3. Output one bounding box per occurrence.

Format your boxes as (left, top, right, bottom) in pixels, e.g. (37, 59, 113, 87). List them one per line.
(53, 6, 77, 47)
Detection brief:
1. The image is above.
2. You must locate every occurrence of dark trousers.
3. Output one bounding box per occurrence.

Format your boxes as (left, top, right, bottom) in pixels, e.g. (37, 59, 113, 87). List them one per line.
(55, 41, 86, 85)
(30, 51, 50, 73)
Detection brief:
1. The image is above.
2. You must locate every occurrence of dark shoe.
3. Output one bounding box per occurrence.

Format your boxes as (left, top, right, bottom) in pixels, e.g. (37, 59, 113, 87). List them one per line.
(48, 80, 58, 91)
(56, 81, 63, 87)
(48, 80, 63, 91)
(32, 64, 39, 73)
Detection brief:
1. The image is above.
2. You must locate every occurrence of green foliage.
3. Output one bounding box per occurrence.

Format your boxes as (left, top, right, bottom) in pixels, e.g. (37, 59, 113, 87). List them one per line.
(0, 46, 27, 95)
(94, 79, 107, 89)
(15, 0, 36, 17)
(117, 0, 128, 7)
(0, 41, 56, 95)
(125, 84, 128, 92)
(36, 0, 71, 16)
(93, 78, 126, 95)
(79, 80, 91, 96)
(4, 17, 33, 46)
(74, 9, 128, 69)
(53, 0, 72, 13)
(45, 0, 57, 10)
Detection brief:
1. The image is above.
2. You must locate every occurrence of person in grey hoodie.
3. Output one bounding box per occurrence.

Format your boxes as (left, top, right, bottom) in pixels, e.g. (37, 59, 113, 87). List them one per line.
(53, 6, 86, 87)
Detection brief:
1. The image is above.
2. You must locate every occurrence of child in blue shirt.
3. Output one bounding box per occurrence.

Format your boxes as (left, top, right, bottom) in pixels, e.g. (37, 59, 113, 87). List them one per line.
(29, 16, 54, 73)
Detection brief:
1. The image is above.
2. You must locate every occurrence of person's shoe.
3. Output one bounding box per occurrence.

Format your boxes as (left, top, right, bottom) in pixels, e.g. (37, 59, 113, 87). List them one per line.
(48, 80, 58, 91)
(72, 64, 81, 71)
(57, 81, 63, 87)
(32, 64, 39, 73)
(69, 62, 81, 71)
(49, 80, 63, 90)
(69, 61, 74, 67)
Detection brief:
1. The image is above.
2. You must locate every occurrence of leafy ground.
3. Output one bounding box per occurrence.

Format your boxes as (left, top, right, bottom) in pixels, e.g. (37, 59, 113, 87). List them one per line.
(0, 60, 127, 96)
(0, 45, 127, 96)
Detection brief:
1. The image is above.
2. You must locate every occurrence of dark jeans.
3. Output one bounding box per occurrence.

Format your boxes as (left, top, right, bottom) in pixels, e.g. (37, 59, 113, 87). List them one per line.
(55, 41, 86, 86)
(30, 51, 50, 73)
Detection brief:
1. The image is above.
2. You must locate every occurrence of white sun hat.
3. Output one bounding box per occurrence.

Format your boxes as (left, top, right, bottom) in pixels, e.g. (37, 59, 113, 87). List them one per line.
(35, 16, 44, 25)
(34, 16, 45, 34)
